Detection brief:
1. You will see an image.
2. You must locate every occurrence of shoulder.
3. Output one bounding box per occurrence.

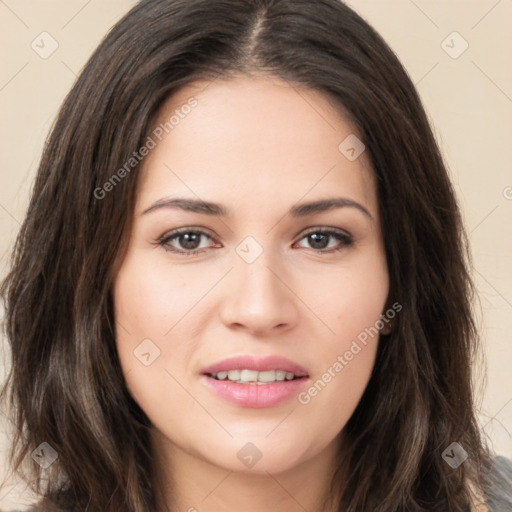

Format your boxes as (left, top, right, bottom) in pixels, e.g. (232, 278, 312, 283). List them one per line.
(485, 455, 512, 512)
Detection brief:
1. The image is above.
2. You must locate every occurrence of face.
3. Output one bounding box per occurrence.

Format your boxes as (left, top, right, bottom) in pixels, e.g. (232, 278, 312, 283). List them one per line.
(112, 74, 389, 476)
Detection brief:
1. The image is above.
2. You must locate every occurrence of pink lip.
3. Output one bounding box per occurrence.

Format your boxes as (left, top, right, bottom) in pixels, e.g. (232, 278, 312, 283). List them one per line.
(200, 355, 310, 408)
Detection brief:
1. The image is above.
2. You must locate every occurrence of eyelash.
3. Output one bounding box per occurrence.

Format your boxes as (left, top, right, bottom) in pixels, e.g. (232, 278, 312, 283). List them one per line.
(156, 227, 354, 257)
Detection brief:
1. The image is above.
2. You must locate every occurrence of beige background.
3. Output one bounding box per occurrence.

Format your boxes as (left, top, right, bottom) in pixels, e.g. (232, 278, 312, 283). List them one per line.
(1, 0, 511, 508)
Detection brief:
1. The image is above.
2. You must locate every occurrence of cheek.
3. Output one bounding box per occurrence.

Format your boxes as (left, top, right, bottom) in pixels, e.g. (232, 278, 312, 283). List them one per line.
(112, 263, 196, 427)
(304, 251, 389, 339)
(296, 252, 387, 423)
(111, 252, 214, 410)
(114, 260, 174, 335)
(297, 328, 380, 439)
(112, 257, 179, 388)
(112, 251, 210, 343)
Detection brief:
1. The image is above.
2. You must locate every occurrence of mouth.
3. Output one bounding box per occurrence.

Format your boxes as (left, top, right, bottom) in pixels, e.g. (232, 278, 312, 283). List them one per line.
(205, 369, 306, 384)
(200, 355, 310, 408)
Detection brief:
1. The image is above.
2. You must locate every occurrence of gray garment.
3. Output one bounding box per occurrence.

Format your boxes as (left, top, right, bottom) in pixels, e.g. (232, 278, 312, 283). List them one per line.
(6, 456, 512, 511)
(486, 455, 512, 512)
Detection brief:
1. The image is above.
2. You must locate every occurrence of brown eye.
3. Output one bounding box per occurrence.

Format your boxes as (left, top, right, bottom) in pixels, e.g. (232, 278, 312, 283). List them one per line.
(158, 229, 217, 256)
(295, 229, 354, 253)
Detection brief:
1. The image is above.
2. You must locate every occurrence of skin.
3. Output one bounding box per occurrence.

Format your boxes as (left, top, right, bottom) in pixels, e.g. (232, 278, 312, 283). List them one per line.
(112, 74, 390, 512)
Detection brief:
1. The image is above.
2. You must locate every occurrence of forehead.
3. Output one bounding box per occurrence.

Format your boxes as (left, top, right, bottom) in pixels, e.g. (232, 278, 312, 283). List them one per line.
(137, 74, 377, 218)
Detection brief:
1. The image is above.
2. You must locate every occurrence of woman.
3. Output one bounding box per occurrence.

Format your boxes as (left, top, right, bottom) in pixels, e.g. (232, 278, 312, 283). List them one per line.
(1, 0, 511, 510)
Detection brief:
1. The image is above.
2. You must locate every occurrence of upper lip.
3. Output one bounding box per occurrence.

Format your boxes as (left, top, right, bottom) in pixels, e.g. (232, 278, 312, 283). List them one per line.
(201, 355, 309, 377)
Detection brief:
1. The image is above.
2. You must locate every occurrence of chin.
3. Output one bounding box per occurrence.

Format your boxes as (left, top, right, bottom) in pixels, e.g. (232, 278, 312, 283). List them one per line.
(198, 434, 317, 475)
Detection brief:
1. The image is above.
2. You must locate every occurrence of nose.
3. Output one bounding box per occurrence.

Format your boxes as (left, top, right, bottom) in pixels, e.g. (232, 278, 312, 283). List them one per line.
(219, 253, 299, 336)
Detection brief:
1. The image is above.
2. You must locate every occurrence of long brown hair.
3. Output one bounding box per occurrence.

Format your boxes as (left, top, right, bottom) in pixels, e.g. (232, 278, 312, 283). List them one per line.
(0, 0, 498, 510)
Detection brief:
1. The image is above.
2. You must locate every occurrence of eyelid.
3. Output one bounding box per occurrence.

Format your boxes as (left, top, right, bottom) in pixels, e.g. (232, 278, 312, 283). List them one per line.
(298, 225, 352, 238)
(156, 226, 218, 248)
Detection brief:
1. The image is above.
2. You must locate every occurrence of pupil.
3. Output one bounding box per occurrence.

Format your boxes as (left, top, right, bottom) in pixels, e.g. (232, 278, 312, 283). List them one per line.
(181, 233, 200, 250)
(309, 233, 328, 249)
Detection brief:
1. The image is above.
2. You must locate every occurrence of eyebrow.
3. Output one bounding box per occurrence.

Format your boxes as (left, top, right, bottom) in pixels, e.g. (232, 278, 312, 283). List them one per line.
(141, 196, 373, 220)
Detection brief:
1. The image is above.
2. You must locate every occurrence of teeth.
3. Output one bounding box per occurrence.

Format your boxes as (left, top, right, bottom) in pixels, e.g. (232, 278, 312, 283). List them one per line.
(211, 369, 300, 383)
(257, 370, 277, 382)
(227, 370, 241, 381)
(240, 369, 258, 382)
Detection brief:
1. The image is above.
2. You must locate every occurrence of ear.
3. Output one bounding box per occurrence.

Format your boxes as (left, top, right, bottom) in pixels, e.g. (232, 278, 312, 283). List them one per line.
(379, 317, 394, 335)
(379, 296, 396, 335)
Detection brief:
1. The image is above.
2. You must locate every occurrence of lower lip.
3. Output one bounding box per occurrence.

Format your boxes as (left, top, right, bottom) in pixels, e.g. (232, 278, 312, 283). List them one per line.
(201, 375, 309, 408)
